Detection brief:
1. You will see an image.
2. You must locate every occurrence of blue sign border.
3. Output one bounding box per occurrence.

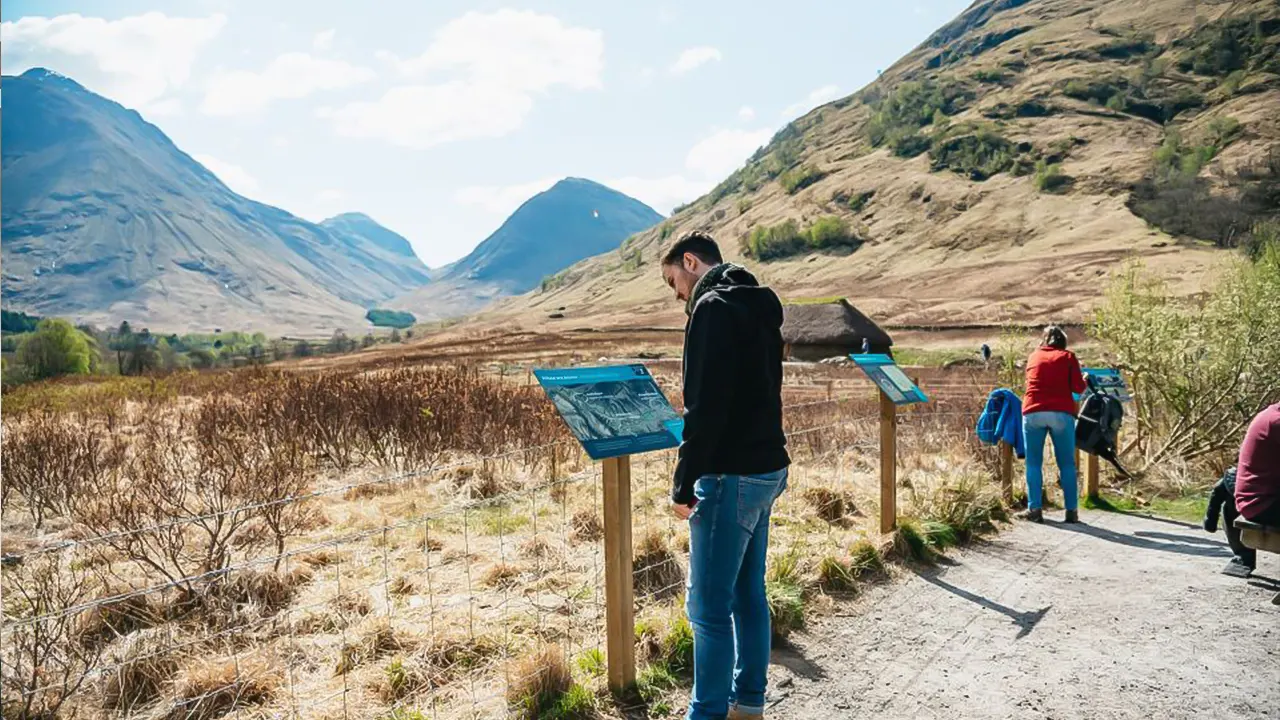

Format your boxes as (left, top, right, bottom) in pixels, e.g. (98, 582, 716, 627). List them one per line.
(849, 354, 929, 405)
(534, 364, 683, 460)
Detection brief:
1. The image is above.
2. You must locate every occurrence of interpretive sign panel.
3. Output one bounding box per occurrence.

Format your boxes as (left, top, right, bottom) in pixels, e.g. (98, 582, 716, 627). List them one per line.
(534, 364, 683, 460)
(1079, 367, 1131, 403)
(850, 354, 929, 405)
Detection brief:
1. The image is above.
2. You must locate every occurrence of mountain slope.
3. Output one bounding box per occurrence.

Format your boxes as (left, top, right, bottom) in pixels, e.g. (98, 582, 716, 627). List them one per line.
(1, 69, 429, 334)
(320, 212, 432, 289)
(392, 178, 662, 320)
(484, 0, 1279, 332)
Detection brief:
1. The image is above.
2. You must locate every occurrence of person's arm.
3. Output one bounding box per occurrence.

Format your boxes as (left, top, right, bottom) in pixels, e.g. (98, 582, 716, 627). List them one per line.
(1069, 353, 1087, 395)
(672, 297, 736, 506)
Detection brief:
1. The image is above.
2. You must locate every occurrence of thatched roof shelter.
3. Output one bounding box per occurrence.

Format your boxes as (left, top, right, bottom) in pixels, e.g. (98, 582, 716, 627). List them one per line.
(781, 298, 893, 360)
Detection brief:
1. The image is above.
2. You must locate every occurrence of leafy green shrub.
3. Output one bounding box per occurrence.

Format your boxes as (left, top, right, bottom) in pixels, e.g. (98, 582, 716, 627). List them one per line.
(971, 68, 1009, 84)
(16, 319, 96, 380)
(745, 220, 807, 260)
(1093, 250, 1280, 470)
(1033, 161, 1071, 193)
(743, 216, 862, 260)
(736, 198, 753, 214)
(929, 130, 1017, 180)
(890, 133, 932, 158)
(847, 190, 875, 213)
(1177, 15, 1278, 77)
(365, 308, 415, 329)
(806, 216, 858, 250)
(866, 79, 971, 147)
(779, 165, 826, 194)
(1062, 78, 1119, 104)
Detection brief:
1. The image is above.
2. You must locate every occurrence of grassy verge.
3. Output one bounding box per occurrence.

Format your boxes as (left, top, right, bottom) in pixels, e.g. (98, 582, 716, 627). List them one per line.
(1083, 492, 1208, 525)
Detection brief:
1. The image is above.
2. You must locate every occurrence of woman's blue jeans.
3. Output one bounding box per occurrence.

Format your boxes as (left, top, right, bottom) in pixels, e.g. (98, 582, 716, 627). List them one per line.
(685, 469, 788, 720)
(1023, 411, 1078, 511)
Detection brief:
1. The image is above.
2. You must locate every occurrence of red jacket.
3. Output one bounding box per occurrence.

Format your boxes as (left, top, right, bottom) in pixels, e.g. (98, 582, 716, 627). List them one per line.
(1236, 403, 1280, 520)
(1023, 347, 1085, 416)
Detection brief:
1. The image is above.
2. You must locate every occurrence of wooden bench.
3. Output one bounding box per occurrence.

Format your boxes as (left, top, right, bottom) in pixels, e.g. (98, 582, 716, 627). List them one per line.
(1235, 518, 1280, 605)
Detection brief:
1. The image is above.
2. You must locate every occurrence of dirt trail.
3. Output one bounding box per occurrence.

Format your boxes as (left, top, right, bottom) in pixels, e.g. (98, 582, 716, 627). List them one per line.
(766, 510, 1280, 720)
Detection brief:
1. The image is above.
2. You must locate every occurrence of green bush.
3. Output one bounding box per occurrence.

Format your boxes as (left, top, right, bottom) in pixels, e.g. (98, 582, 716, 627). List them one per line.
(929, 130, 1017, 180)
(744, 220, 807, 260)
(866, 79, 971, 147)
(847, 190, 875, 213)
(1093, 250, 1280, 470)
(890, 133, 932, 158)
(1033, 160, 1071, 193)
(1178, 15, 1278, 77)
(779, 165, 826, 194)
(365, 308, 416, 329)
(971, 68, 1009, 84)
(16, 319, 95, 380)
(743, 216, 862, 260)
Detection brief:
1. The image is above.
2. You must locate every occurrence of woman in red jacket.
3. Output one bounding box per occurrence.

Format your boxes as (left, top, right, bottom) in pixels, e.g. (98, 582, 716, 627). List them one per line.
(1021, 326, 1086, 523)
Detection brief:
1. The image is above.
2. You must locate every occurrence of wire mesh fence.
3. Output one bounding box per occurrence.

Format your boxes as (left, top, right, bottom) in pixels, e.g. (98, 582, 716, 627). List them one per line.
(1, 371, 999, 719)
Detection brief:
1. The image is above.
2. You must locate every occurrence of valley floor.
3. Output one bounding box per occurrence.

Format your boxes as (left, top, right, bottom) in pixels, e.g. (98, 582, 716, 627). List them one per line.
(756, 511, 1279, 720)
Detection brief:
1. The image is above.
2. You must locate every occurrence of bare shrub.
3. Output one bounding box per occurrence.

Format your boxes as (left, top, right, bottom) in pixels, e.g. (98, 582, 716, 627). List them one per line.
(1, 413, 122, 528)
(0, 558, 104, 719)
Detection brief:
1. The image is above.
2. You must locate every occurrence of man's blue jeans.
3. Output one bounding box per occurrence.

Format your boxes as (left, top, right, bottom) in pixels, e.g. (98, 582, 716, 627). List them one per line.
(685, 469, 788, 720)
(1023, 411, 1078, 511)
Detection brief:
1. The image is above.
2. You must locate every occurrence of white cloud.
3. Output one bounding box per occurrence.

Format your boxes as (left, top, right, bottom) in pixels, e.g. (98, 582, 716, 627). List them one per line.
(194, 153, 260, 196)
(312, 28, 336, 51)
(143, 98, 185, 117)
(202, 52, 375, 116)
(315, 189, 346, 204)
(781, 84, 841, 119)
(606, 175, 711, 214)
(738, 105, 755, 121)
(0, 12, 226, 108)
(328, 10, 602, 149)
(455, 177, 559, 216)
(669, 46, 722, 75)
(684, 128, 772, 178)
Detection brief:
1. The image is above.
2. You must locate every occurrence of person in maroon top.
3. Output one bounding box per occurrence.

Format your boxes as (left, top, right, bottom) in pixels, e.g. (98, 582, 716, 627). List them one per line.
(1236, 402, 1280, 527)
(1019, 325, 1087, 524)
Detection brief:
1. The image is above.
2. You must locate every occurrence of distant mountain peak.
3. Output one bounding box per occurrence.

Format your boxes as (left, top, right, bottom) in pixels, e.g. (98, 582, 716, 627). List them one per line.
(18, 67, 86, 91)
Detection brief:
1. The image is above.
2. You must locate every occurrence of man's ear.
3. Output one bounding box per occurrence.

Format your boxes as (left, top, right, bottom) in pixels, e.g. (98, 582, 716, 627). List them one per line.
(683, 252, 698, 273)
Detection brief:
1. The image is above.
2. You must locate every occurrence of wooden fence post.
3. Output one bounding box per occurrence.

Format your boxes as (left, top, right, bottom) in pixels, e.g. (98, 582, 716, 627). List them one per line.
(998, 440, 1014, 503)
(879, 391, 897, 534)
(1084, 448, 1100, 501)
(601, 455, 636, 692)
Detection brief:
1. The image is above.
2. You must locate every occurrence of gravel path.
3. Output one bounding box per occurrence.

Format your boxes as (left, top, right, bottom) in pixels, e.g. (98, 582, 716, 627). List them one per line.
(765, 510, 1280, 720)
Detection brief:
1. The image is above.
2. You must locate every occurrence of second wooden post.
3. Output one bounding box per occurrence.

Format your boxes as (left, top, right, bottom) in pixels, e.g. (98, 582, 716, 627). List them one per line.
(998, 440, 1014, 503)
(601, 455, 636, 692)
(879, 391, 897, 534)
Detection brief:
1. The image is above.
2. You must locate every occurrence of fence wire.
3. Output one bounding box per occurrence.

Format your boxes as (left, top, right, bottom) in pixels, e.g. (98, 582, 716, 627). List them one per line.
(1, 382, 991, 719)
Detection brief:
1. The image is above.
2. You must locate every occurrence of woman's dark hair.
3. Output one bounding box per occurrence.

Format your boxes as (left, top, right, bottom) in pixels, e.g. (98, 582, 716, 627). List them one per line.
(662, 231, 723, 266)
(1042, 325, 1068, 350)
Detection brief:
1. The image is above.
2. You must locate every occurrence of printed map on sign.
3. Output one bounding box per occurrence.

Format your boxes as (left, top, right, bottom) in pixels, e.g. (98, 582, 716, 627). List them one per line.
(534, 364, 683, 460)
(1077, 367, 1132, 403)
(850, 354, 929, 405)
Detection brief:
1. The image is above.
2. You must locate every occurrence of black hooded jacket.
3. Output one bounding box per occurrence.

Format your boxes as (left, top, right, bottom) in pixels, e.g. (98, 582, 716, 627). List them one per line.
(673, 264, 790, 505)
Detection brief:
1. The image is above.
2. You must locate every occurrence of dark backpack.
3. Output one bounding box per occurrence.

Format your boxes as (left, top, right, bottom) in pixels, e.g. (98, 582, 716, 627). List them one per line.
(1075, 387, 1128, 476)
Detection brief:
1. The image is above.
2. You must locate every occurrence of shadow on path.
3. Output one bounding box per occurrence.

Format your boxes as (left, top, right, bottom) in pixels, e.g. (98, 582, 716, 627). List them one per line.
(771, 640, 828, 681)
(1048, 520, 1231, 558)
(1134, 530, 1228, 549)
(916, 571, 1051, 640)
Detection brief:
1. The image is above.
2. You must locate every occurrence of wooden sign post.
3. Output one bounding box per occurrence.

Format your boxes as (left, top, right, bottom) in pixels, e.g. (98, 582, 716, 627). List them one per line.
(600, 455, 636, 691)
(998, 440, 1014, 503)
(1083, 450, 1100, 501)
(879, 391, 898, 534)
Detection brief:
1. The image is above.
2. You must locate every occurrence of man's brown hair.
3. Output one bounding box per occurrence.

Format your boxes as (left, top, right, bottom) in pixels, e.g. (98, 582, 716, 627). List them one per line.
(662, 231, 723, 266)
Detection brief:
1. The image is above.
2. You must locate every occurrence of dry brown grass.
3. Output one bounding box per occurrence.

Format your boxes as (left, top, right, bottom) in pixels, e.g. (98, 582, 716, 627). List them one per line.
(632, 532, 684, 603)
(163, 655, 278, 720)
(335, 618, 408, 676)
(570, 510, 603, 543)
(802, 486, 860, 525)
(506, 644, 572, 719)
(99, 628, 178, 712)
(481, 562, 524, 589)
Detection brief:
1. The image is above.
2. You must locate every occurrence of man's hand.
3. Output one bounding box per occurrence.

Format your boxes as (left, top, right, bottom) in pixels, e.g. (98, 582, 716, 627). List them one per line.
(671, 503, 694, 521)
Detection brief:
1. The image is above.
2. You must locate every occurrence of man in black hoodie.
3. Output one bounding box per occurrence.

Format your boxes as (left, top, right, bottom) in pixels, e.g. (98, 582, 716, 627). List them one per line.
(660, 232, 789, 720)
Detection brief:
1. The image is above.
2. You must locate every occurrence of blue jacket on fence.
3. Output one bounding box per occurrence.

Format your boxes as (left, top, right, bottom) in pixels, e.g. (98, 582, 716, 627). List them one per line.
(976, 388, 1026, 459)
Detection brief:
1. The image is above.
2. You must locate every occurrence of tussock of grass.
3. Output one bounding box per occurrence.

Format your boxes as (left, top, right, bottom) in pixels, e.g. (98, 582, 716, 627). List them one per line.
(632, 532, 684, 602)
(73, 591, 162, 649)
(101, 628, 178, 711)
(570, 510, 603, 543)
(506, 644, 573, 719)
(481, 562, 524, 589)
(766, 549, 807, 639)
(335, 618, 406, 676)
(520, 536, 553, 559)
(892, 519, 936, 564)
(816, 556, 858, 593)
(374, 634, 503, 701)
(848, 539, 886, 578)
(163, 656, 278, 720)
(802, 487, 858, 525)
(576, 648, 606, 678)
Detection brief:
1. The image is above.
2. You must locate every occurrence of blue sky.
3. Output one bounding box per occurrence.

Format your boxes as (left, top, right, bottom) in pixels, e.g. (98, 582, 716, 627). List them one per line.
(2, 0, 971, 267)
